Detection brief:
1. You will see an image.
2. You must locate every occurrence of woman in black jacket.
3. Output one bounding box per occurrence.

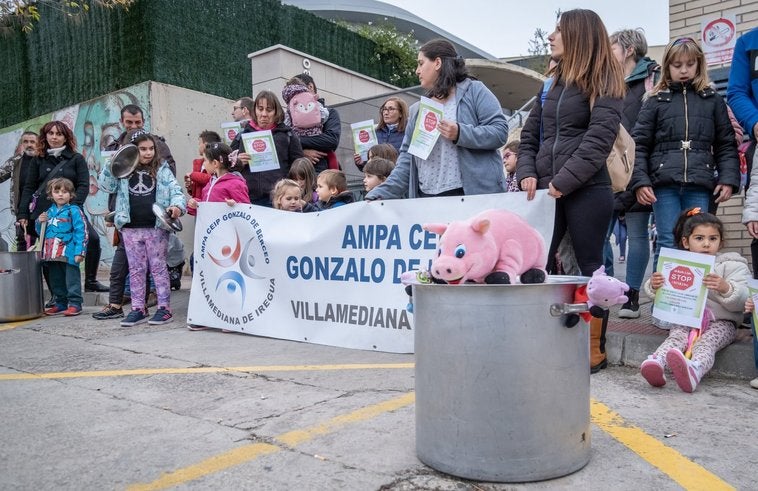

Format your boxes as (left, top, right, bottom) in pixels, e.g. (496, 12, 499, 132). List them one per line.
(517, 9, 626, 373)
(18, 120, 106, 293)
(232, 90, 304, 207)
(518, 9, 625, 275)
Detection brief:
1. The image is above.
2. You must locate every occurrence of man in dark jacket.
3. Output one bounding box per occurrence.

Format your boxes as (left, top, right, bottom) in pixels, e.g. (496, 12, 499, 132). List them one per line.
(289, 73, 341, 173)
(0, 131, 37, 251)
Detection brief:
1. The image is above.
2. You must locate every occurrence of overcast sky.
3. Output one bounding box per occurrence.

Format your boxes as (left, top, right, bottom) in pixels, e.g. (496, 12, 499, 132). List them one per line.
(380, 0, 670, 58)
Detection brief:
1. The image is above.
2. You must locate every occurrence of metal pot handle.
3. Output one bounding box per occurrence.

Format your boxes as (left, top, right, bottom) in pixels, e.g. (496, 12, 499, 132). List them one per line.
(550, 303, 589, 317)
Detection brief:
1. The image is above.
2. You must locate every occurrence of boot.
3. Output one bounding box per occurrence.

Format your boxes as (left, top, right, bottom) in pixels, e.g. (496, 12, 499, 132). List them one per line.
(618, 288, 640, 319)
(590, 311, 608, 373)
(84, 235, 108, 292)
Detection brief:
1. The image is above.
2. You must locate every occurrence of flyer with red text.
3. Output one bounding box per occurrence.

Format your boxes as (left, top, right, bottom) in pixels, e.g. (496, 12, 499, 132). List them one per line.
(653, 247, 715, 328)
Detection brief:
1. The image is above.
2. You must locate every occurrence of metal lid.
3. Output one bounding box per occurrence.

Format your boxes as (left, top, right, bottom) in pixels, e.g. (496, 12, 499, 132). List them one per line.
(152, 203, 183, 232)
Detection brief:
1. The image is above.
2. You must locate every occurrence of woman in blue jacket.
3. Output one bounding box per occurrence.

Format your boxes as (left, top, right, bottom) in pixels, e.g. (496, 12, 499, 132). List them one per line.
(353, 97, 408, 171)
(365, 39, 508, 200)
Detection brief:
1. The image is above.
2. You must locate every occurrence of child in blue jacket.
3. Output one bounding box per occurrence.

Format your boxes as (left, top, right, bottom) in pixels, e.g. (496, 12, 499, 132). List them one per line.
(37, 177, 88, 316)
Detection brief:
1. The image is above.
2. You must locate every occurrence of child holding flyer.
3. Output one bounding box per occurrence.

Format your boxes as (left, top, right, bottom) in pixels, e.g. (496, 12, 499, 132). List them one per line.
(640, 208, 749, 392)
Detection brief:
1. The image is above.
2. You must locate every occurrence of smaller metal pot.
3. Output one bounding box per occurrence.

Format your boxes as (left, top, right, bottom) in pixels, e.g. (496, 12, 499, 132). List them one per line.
(0, 251, 44, 322)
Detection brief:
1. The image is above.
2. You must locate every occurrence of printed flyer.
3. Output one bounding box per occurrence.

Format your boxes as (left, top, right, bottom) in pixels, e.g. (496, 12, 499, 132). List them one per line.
(653, 247, 715, 328)
(351, 120, 378, 161)
(407, 97, 443, 160)
(748, 278, 758, 328)
(241, 130, 280, 173)
(221, 121, 242, 145)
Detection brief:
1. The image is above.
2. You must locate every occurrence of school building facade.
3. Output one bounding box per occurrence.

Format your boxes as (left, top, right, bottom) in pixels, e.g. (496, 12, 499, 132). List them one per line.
(670, 0, 758, 266)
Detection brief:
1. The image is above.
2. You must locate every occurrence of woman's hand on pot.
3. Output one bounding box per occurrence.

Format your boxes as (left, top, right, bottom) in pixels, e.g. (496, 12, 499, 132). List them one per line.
(520, 177, 537, 201)
(635, 186, 656, 206)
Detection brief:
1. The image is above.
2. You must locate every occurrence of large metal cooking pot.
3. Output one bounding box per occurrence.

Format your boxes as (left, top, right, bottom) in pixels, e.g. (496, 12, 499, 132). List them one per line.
(0, 251, 44, 322)
(413, 276, 591, 482)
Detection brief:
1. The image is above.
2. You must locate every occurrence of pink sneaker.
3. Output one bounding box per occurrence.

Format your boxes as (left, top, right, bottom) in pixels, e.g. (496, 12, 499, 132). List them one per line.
(666, 349, 699, 393)
(640, 357, 666, 387)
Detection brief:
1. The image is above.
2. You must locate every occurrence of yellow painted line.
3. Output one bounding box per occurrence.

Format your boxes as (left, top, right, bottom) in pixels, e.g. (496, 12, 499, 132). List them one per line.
(128, 392, 415, 491)
(591, 399, 734, 491)
(0, 363, 414, 381)
(0, 320, 35, 332)
(276, 392, 416, 447)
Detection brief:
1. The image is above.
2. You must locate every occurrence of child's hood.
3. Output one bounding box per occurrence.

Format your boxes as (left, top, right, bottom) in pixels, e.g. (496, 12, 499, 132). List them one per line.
(716, 251, 748, 267)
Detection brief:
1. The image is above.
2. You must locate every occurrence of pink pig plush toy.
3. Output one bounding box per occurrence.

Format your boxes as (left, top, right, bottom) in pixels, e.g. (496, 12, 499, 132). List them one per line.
(586, 265, 629, 317)
(423, 209, 547, 284)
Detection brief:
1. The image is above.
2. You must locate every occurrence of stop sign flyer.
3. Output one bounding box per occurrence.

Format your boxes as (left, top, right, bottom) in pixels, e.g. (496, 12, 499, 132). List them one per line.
(407, 97, 444, 160)
(653, 247, 715, 328)
(240, 130, 280, 173)
(350, 119, 378, 162)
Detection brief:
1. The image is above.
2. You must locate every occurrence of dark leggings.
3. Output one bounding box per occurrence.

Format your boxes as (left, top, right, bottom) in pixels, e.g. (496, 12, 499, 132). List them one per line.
(83, 214, 101, 283)
(547, 185, 614, 276)
(108, 233, 128, 305)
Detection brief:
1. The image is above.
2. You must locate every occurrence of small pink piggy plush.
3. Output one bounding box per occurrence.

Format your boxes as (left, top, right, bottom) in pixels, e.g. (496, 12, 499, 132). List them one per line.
(423, 209, 547, 284)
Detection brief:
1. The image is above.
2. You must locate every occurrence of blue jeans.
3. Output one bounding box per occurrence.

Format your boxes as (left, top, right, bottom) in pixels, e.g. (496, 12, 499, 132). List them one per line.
(624, 211, 651, 290)
(603, 211, 620, 276)
(47, 261, 83, 308)
(651, 185, 711, 270)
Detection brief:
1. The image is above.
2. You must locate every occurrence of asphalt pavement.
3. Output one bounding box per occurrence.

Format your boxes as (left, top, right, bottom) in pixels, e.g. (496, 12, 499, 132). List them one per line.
(2, 250, 758, 490)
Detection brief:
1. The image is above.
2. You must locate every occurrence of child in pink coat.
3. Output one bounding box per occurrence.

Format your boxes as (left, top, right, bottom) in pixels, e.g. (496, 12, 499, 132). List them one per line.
(187, 143, 250, 209)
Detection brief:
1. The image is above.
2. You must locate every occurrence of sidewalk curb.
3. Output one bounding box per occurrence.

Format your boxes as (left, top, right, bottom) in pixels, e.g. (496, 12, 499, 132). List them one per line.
(607, 331, 756, 380)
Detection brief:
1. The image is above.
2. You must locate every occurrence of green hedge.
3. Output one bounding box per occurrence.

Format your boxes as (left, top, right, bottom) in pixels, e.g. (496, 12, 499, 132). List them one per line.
(0, 0, 410, 128)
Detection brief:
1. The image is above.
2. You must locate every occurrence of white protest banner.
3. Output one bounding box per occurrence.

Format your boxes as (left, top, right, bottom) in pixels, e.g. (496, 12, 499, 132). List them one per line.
(653, 247, 715, 328)
(220, 121, 242, 145)
(241, 130, 280, 172)
(188, 191, 555, 353)
(351, 120, 378, 162)
(407, 97, 443, 160)
(700, 14, 737, 66)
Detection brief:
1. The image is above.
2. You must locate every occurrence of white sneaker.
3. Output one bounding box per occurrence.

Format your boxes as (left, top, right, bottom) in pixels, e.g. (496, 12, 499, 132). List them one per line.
(750, 377, 758, 389)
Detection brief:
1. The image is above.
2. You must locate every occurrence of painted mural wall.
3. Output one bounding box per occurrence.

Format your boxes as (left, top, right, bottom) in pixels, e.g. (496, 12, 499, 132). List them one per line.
(0, 82, 150, 262)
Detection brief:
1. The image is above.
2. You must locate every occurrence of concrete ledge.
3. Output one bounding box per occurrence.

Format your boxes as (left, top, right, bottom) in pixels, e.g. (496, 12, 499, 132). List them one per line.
(607, 331, 756, 380)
